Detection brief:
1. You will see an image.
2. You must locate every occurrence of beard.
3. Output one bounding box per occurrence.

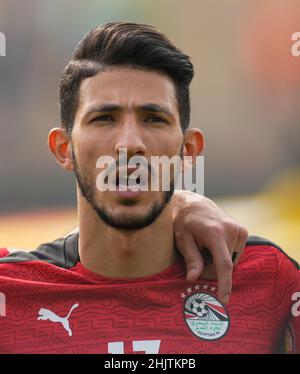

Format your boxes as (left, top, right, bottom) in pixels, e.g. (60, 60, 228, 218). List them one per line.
(72, 149, 175, 230)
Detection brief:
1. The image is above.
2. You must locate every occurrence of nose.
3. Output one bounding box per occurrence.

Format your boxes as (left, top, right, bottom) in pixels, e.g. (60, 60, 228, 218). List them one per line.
(114, 118, 147, 158)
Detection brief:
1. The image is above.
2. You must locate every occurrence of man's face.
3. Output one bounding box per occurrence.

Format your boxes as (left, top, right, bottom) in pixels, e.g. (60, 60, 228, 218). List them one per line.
(71, 67, 184, 229)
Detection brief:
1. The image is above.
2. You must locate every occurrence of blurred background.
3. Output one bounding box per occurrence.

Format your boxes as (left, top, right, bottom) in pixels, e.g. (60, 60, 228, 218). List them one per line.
(0, 0, 299, 260)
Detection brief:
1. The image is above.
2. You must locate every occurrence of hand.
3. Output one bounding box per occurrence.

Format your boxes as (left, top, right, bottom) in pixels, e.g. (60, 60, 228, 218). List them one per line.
(172, 190, 248, 304)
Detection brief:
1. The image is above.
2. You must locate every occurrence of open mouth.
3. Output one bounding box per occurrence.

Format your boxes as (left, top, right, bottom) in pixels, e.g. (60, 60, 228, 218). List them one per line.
(117, 174, 141, 188)
(107, 167, 149, 191)
(100, 165, 151, 193)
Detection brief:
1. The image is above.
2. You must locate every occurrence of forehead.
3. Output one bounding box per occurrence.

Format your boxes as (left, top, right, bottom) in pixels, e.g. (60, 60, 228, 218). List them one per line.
(77, 67, 179, 116)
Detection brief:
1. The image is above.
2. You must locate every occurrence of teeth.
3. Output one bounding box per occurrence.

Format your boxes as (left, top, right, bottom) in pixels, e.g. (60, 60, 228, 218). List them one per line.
(118, 177, 129, 186)
(128, 175, 139, 186)
(118, 175, 139, 186)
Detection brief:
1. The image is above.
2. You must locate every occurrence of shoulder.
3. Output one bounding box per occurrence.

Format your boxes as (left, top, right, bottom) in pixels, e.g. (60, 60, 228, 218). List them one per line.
(241, 235, 299, 295)
(0, 248, 9, 258)
(0, 232, 79, 269)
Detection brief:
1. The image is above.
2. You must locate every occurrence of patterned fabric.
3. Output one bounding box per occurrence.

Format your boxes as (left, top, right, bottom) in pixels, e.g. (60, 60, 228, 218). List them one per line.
(0, 235, 298, 354)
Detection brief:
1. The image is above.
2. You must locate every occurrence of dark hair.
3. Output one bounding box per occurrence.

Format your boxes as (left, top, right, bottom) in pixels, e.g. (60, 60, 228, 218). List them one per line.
(59, 22, 194, 134)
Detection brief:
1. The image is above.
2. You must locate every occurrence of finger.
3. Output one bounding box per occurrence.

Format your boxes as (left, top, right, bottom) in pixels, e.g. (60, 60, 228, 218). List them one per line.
(234, 225, 248, 252)
(232, 226, 248, 265)
(208, 239, 233, 305)
(175, 232, 205, 282)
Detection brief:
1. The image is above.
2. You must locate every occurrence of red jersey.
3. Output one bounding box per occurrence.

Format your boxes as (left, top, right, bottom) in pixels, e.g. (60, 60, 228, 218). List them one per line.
(0, 234, 299, 354)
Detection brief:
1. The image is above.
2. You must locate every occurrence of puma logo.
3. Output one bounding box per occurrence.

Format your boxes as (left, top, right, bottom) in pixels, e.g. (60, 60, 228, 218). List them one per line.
(37, 303, 79, 336)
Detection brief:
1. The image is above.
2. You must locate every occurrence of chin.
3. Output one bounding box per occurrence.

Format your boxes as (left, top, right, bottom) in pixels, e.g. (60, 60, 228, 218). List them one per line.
(93, 197, 166, 230)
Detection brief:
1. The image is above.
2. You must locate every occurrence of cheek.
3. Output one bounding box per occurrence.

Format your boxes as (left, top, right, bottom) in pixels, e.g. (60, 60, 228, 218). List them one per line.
(162, 133, 184, 156)
(147, 126, 182, 152)
(73, 133, 105, 166)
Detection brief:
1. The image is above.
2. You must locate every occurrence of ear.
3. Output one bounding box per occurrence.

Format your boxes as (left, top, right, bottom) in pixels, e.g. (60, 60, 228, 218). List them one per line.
(48, 127, 74, 171)
(182, 128, 205, 164)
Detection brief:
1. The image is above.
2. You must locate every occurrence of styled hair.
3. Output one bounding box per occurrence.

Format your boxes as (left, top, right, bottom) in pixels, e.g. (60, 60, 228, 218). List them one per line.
(59, 22, 194, 133)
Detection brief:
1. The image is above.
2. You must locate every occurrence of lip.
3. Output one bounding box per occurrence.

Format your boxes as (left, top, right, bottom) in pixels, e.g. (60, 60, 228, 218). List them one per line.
(116, 166, 147, 179)
(108, 166, 150, 199)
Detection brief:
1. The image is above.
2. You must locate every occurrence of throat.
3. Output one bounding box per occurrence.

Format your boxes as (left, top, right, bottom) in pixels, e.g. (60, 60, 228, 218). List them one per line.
(79, 223, 176, 278)
(78, 192, 176, 278)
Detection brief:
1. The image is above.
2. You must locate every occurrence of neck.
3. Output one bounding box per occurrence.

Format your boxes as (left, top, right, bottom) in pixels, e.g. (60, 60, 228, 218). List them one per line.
(77, 194, 176, 278)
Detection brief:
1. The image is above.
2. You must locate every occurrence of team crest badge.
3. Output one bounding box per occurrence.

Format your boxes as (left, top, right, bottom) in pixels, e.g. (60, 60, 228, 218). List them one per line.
(183, 292, 230, 341)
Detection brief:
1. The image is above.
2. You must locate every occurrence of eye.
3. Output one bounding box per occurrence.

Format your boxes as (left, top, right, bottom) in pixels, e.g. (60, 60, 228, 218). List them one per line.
(145, 115, 167, 124)
(91, 114, 115, 123)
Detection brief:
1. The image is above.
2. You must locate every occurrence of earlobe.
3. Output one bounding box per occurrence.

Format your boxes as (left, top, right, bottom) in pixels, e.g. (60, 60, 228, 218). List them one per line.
(48, 127, 74, 171)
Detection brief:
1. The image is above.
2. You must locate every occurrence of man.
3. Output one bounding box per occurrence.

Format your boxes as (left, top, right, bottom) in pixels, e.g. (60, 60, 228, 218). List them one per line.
(0, 22, 298, 354)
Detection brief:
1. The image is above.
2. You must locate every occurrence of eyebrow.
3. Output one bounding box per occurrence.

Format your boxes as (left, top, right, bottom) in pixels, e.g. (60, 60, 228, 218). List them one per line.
(84, 103, 174, 118)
